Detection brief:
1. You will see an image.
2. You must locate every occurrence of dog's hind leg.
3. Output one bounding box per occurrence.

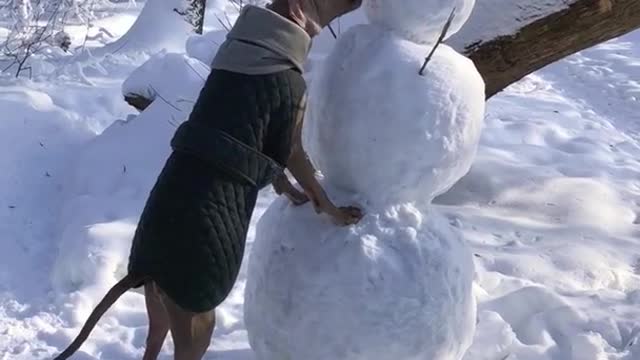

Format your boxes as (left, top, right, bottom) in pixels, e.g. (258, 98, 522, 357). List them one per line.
(142, 282, 170, 360)
(156, 286, 216, 360)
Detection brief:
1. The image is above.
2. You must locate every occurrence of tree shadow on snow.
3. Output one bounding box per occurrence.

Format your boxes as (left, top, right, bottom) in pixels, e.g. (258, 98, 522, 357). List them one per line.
(204, 348, 255, 360)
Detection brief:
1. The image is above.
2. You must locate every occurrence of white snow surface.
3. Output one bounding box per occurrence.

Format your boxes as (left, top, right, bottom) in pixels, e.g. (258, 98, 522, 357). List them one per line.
(448, 0, 575, 51)
(246, 22, 484, 360)
(304, 24, 485, 205)
(121, 51, 209, 103)
(94, 0, 193, 56)
(185, 30, 229, 66)
(245, 197, 476, 360)
(364, 0, 476, 44)
(1, 2, 640, 360)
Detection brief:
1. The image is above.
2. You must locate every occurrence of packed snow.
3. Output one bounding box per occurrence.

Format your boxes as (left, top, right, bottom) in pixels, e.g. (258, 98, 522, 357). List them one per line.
(1, 1, 640, 360)
(245, 197, 477, 360)
(364, 0, 475, 44)
(245, 4, 486, 354)
(303, 24, 485, 205)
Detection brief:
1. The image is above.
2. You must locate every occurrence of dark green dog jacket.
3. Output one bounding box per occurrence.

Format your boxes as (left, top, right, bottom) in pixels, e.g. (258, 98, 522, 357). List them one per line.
(127, 5, 309, 312)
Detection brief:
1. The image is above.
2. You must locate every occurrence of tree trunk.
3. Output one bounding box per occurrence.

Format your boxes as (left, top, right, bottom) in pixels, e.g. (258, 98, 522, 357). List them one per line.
(449, 0, 640, 99)
(177, 0, 207, 34)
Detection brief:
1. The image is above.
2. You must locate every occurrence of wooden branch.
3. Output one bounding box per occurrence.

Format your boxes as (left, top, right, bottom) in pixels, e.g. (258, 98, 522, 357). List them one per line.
(460, 0, 640, 99)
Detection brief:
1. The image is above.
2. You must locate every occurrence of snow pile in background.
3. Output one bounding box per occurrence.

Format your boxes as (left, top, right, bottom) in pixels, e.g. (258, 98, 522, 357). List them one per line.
(51, 100, 184, 293)
(0, 56, 137, 357)
(185, 30, 228, 65)
(94, 0, 193, 56)
(0, 1, 639, 359)
(0, 82, 94, 302)
(121, 51, 209, 103)
(53, 53, 208, 321)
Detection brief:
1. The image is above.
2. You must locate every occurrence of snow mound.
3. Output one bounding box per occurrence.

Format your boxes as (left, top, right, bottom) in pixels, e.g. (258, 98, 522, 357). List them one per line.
(364, 0, 475, 44)
(304, 25, 485, 205)
(121, 51, 209, 105)
(185, 30, 228, 66)
(51, 83, 199, 301)
(245, 195, 476, 360)
(494, 177, 636, 234)
(97, 0, 193, 56)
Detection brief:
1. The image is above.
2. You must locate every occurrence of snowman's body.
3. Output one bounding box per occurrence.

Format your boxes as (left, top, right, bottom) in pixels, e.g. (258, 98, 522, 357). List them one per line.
(245, 197, 476, 360)
(244, 1, 485, 359)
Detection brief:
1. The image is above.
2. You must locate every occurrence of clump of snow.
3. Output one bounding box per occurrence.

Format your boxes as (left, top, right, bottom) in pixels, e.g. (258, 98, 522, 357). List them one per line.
(304, 24, 485, 205)
(121, 51, 208, 104)
(95, 0, 194, 56)
(51, 102, 179, 304)
(364, 0, 476, 44)
(245, 196, 476, 360)
(185, 30, 227, 65)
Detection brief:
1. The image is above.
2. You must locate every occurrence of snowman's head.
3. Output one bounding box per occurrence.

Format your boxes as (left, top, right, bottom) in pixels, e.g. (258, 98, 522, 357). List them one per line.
(363, 0, 476, 44)
(283, 0, 364, 36)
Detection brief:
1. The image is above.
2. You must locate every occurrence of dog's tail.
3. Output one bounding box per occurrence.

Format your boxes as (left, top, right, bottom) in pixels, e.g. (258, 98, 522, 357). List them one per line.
(53, 273, 144, 359)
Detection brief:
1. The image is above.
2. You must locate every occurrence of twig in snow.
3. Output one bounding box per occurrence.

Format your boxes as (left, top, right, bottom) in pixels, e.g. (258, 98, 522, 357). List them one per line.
(183, 58, 206, 81)
(149, 85, 182, 112)
(419, 7, 456, 76)
(328, 23, 337, 39)
(168, 116, 180, 128)
(223, 11, 234, 30)
(215, 13, 231, 31)
(176, 98, 196, 105)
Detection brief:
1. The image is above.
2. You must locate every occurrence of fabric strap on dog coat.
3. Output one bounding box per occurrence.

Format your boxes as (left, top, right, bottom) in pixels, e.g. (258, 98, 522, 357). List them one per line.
(171, 120, 284, 189)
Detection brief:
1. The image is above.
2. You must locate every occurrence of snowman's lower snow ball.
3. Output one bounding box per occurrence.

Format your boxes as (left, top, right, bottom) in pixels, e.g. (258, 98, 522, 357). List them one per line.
(244, 196, 476, 360)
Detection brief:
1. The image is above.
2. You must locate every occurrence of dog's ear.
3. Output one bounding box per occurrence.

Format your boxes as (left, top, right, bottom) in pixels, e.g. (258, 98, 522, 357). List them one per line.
(287, 0, 306, 26)
(285, 0, 322, 36)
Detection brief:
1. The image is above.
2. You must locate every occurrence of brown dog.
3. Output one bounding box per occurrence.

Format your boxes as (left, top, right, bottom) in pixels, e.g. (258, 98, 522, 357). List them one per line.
(52, 0, 363, 359)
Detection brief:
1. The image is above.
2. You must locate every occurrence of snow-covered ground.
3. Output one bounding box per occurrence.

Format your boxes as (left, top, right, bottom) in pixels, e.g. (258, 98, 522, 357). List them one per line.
(1, 1, 639, 359)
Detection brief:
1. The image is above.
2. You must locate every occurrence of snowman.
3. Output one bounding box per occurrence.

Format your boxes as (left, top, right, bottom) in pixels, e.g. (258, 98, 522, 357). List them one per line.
(244, 0, 485, 359)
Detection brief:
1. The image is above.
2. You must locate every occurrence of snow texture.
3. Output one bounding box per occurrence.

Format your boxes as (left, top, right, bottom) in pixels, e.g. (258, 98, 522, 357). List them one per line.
(51, 99, 194, 297)
(2, 2, 640, 360)
(245, 19, 485, 360)
(185, 30, 227, 66)
(304, 24, 485, 205)
(54, 52, 207, 300)
(95, 0, 194, 56)
(121, 51, 209, 103)
(245, 197, 476, 360)
(364, 0, 476, 44)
